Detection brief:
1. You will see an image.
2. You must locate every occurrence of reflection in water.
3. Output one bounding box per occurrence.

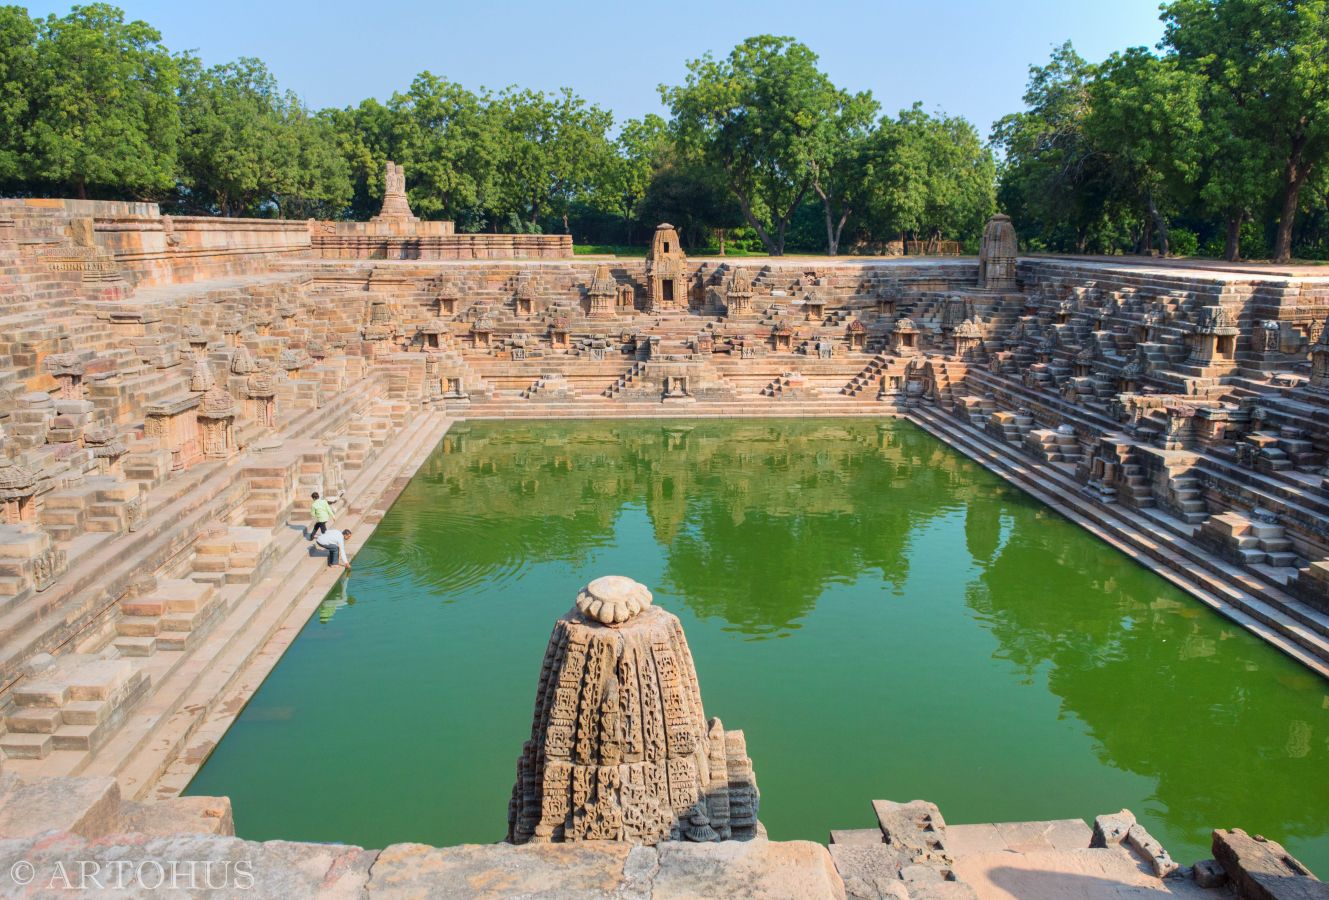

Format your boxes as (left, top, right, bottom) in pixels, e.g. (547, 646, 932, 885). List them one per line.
(317, 576, 352, 624)
(188, 419, 1329, 870)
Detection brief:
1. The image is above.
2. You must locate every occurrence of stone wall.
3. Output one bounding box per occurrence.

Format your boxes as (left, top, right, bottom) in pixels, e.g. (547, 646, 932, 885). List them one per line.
(0, 199, 312, 289)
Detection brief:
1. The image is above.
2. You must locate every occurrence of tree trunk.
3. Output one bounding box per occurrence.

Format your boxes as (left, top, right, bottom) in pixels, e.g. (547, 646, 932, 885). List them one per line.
(813, 182, 838, 256)
(730, 186, 779, 255)
(1136, 216, 1152, 256)
(1224, 214, 1243, 262)
(1273, 154, 1312, 264)
(1147, 195, 1169, 256)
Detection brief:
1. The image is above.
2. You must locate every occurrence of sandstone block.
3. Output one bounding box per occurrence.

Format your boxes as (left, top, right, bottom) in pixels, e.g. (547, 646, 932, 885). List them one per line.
(0, 773, 121, 839)
(1090, 808, 1137, 848)
(1212, 828, 1327, 900)
(366, 841, 635, 898)
(654, 840, 846, 900)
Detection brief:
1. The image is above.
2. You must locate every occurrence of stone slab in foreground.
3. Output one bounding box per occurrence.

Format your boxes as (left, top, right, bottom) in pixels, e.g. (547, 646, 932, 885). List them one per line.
(0, 833, 845, 899)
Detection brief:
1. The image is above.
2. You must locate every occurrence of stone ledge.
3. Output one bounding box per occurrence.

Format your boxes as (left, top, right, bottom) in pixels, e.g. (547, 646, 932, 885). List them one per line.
(0, 832, 846, 899)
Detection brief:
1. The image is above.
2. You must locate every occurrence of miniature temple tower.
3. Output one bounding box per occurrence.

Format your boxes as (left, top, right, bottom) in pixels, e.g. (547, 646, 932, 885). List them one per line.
(586, 264, 617, 319)
(645, 224, 687, 312)
(978, 214, 1018, 292)
(725, 267, 755, 319)
(508, 575, 759, 845)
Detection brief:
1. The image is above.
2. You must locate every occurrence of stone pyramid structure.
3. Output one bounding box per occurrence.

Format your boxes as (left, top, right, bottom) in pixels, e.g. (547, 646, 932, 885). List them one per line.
(508, 575, 759, 845)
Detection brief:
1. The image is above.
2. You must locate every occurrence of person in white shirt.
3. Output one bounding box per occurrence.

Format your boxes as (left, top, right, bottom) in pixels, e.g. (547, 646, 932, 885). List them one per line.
(315, 528, 352, 570)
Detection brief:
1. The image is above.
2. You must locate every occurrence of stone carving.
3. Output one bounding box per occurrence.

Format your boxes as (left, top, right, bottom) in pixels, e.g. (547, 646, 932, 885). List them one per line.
(725, 268, 755, 318)
(587, 265, 617, 319)
(645, 224, 687, 312)
(0, 445, 37, 525)
(892, 317, 920, 356)
(46, 353, 85, 400)
(279, 349, 307, 373)
(576, 575, 653, 625)
(198, 384, 237, 459)
(189, 359, 216, 393)
(32, 547, 68, 592)
(978, 213, 1018, 291)
(373, 161, 418, 222)
(514, 273, 539, 316)
(41, 217, 127, 292)
(230, 346, 255, 375)
(954, 319, 982, 358)
(508, 576, 759, 845)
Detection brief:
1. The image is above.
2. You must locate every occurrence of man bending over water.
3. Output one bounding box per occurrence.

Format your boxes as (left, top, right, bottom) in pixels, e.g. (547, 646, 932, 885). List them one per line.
(315, 528, 352, 570)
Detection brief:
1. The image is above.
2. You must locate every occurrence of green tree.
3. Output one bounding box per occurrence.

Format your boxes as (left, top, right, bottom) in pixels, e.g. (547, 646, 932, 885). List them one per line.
(278, 102, 351, 219)
(25, 3, 180, 199)
(592, 113, 671, 243)
(1084, 48, 1204, 255)
(489, 87, 614, 233)
(324, 98, 400, 220)
(992, 43, 1116, 253)
(0, 6, 38, 187)
(1165, 0, 1329, 262)
(807, 90, 879, 255)
(662, 36, 851, 255)
(638, 155, 745, 250)
(385, 73, 493, 221)
(178, 57, 348, 217)
(871, 104, 996, 249)
(178, 58, 287, 215)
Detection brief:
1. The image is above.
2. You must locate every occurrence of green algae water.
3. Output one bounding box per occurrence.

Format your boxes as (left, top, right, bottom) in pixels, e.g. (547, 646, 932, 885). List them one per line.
(187, 419, 1329, 870)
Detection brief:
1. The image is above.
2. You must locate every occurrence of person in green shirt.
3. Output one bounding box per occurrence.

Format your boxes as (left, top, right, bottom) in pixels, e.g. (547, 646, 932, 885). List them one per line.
(309, 491, 334, 540)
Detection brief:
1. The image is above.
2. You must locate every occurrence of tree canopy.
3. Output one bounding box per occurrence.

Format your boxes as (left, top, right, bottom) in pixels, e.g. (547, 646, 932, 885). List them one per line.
(998, 1, 1329, 262)
(18, 3, 1329, 262)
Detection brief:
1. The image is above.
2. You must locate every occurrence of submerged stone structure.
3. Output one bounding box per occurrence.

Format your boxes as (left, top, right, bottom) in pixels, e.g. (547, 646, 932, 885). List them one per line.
(509, 576, 759, 845)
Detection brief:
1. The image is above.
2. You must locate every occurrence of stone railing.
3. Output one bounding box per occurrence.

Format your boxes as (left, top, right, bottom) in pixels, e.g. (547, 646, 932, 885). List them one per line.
(309, 225, 573, 260)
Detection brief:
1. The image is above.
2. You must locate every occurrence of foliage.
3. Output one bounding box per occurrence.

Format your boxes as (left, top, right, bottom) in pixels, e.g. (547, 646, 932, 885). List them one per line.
(0, 9, 1001, 253)
(14, 4, 181, 199)
(663, 36, 855, 255)
(867, 104, 996, 246)
(176, 57, 350, 217)
(999, 3, 1329, 262)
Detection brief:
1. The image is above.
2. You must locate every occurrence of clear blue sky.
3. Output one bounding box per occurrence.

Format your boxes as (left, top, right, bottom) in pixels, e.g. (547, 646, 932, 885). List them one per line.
(25, 0, 1167, 136)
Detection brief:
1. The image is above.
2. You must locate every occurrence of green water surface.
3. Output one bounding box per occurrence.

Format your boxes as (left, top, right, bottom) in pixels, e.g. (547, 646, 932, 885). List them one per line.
(187, 419, 1329, 870)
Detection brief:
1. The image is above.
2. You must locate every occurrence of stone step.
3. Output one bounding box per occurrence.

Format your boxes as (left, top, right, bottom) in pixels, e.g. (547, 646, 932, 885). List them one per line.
(910, 405, 1329, 670)
(0, 732, 54, 759)
(77, 412, 450, 798)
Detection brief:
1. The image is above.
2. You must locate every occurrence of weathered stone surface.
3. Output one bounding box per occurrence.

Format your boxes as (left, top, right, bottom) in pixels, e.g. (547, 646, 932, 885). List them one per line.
(1126, 822, 1178, 878)
(0, 832, 376, 897)
(873, 800, 951, 859)
(116, 796, 235, 837)
(1212, 828, 1329, 900)
(652, 839, 845, 899)
(509, 577, 759, 845)
(366, 841, 638, 898)
(951, 847, 1211, 899)
(828, 844, 913, 899)
(1091, 809, 1137, 848)
(0, 772, 121, 839)
(1194, 857, 1228, 888)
